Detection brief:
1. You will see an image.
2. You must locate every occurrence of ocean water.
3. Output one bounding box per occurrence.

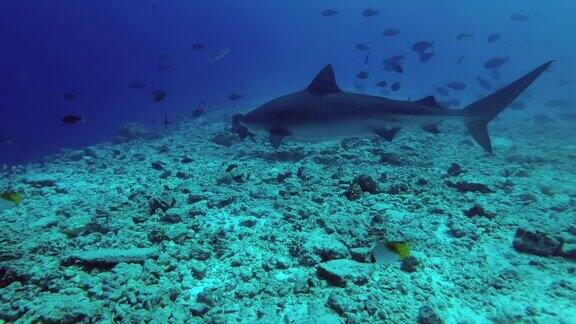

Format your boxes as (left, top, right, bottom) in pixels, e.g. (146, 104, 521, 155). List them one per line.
(1, 0, 575, 322)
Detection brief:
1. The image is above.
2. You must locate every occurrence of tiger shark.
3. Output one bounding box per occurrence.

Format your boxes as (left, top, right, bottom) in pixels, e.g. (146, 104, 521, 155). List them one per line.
(231, 61, 552, 153)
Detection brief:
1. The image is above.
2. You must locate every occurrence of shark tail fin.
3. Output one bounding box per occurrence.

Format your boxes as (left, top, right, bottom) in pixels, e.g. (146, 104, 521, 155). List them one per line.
(463, 60, 553, 153)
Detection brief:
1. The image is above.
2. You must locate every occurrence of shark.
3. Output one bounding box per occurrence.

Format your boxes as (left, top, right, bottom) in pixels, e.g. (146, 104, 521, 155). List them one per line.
(231, 61, 552, 153)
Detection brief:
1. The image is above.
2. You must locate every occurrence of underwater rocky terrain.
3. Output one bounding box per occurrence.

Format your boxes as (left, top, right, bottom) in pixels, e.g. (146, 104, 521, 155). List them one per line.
(0, 109, 575, 323)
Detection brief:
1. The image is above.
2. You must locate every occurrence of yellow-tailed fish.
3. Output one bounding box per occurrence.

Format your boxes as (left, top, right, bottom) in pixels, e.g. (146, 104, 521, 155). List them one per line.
(370, 241, 410, 264)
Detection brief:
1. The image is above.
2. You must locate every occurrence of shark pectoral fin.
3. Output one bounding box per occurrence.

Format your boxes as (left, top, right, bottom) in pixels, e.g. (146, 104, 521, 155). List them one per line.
(466, 120, 492, 154)
(422, 124, 441, 135)
(269, 129, 290, 148)
(374, 127, 401, 142)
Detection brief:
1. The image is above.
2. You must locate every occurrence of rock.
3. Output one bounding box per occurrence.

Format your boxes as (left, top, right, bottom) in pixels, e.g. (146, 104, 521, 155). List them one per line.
(417, 305, 443, 324)
(350, 247, 371, 262)
(161, 213, 181, 223)
(300, 232, 349, 265)
(60, 214, 92, 237)
(446, 163, 462, 177)
(512, 229, 563, 257)
(190, 303, 210, 316)
(326, 289, 357, 316)
(446, 181, 493, 194)
(559, 242, 576, 260)
(64, 247, 159, 267)
(463, 204, 495, 218)
(401, 256, 420, 273)
(379, 152, 403, 166)
(317, 259, 372, 286)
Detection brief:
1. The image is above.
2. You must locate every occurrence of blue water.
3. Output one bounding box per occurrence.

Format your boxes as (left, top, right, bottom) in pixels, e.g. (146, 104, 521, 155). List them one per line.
(1, 0, 574, 164)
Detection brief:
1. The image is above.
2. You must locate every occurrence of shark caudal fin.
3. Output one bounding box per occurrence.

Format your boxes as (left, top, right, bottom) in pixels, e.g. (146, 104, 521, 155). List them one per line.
(464, 60, 553, 153)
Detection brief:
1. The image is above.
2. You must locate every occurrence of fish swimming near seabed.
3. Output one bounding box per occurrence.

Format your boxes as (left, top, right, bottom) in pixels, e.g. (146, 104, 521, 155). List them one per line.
(231, 61, 553, 153)
(208, 48, 231, 63)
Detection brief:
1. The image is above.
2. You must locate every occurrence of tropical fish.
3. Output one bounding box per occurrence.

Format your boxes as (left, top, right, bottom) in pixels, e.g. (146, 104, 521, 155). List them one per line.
(476, 77, 493, 90)
(321, 9, 339, 16)
(485, 57, 509, 70)
(382, 29, 399, 36)
(228, 93, 243, 101)
(419, 52, 434, 63)
(446, 82, 466, 90)
(412, 41, 433, 54)
(486, 32, 501, 43)
(356, 71, 369, 79)
(355, 43, 371, 51)
(391, 82, 401, 91)
(208, 48, 231, 63)
(457, 32, 474, 40)
(152, 90, 166, 102)
(376, 81, 387, 87)
(362, 9, 379, 17)
(370, 241, 410, 264)
(230, 61, 552, 153)
(61, 115, 84, 124)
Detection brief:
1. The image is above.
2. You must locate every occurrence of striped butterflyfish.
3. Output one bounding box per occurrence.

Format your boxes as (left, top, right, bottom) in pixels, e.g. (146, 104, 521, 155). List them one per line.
(370, 241, 410, 264)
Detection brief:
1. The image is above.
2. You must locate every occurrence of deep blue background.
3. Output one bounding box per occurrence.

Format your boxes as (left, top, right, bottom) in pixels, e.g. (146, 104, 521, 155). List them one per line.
(0, 0, 574, 164)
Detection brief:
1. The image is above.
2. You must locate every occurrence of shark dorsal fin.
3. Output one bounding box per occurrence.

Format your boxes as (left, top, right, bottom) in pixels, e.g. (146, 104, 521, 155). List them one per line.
(306, 64, 342, 95)
(415, 95, 442, 108)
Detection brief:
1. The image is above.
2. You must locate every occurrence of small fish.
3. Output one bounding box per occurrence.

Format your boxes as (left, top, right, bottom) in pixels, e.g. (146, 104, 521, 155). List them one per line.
(456, 54, 467, 64)
(356, 71, 369, 79)
(476, 77, 493, 90)
(208, 48, 231, 63)
(129, 80, 148, 89)
(364, 54, 369, 65)
(376, 81, 387, 87)
(382, 29, 399, 36)
(152, 90, 166, 102)
(391, 82, 401, 91)
(0, 191, 22, 211)
(556, 78, 575, 87)
(412, 41, 433, 54)
(486, 32, 501, 43)
(61, 115, 84, 124)
(192, 43, 205, 50)
(484, 57, 509, 70)
(545, 98, 575, 109)
(156, 64, 171, 72)
(446, 82, 466, 90)
(510, 14, 528, 21)
(509, 101, 526, 110)
(419, 52, 434, 63)
(438, 98, 461, 108)
(163, 113, 170, 127)
(434, 86, 449, 96)
(355, 43, 371, 51)
(63, 93, 77, 101)
(370, 241, 410, 264)
(362, 9, 379, 17)
(321, 9, 339, 16)
(390, 63, 403, 74)
(457, 32, 474, 40)
(228, 93, 243, 101)
(192, 102, 205, 118)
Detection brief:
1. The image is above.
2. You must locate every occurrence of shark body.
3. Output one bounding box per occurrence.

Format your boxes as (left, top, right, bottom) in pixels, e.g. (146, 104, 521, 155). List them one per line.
(232, 62, 552, 153)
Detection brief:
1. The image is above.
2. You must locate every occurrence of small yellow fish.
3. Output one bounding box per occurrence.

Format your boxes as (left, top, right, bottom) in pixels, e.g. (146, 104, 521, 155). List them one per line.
(370, 241, 410, 264)
(0, 191, 22, 205)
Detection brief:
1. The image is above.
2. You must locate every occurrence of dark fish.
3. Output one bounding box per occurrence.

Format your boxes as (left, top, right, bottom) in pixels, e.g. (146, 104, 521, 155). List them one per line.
(391, 63, 403, 73)
(438, 98, 461, 108)
(486, 32, 501, 43)
(419, 52, 434, 63)
(510, 14, 528, 21)
(457, 32, 474, 40)
(355, 43, 371, 51)
(321, 9, 339, 16)
(556, 78, 575, 87)
(384, 54, 405, 65)
(456, 54, 467, 64)
(476, 77, 492, 90)
(63, 93, 77, 101)
(156, 64, 171, 72)
(163, 113, 170, 127)
(228, 93, 243, 101)
(364, 54, 369, 65)
(376, 81, 387, 87)
(509, 101, 526, 110)
(412, 41, 433, 54)
(382, 29, 399, 36)
(129, 80, 148, 89)
(491, 69, 501, 80)
(391, 82, 401, 91)
(446, 82, 466, 90)
(370, 241, 410, 264)
(61, 115, 84, 124)
(152, 90, 166, 102)
(434, 86, 449, 96)
(192, 43, 205, 50)
(383, 54, 405, 74)
(546, 98, 575, 109)
(356, 71, 369, 79)
(484, 57, 509, 70)
(192, 102, 205, 118)
(362, 9, 379, 17)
